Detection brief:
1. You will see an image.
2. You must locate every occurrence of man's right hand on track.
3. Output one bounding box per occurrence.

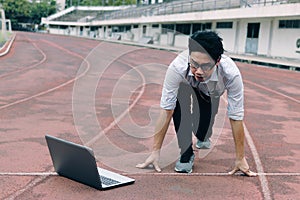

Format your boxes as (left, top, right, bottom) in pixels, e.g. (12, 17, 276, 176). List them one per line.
(136, 150, 161, 172)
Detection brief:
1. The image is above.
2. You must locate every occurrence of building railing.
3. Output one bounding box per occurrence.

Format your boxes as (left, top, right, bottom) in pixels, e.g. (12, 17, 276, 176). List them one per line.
(93, 0, 292, 22)
(49, 0, 297, 23)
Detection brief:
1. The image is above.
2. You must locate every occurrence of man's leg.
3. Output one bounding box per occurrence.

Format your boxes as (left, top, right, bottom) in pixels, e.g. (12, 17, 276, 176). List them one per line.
(173, 82, 194, 162)
(204, 96, 220, 140)
(192, 89, 220, 146)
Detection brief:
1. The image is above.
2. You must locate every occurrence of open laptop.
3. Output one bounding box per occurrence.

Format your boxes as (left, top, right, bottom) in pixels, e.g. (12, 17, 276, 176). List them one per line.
(45, 134, 135, 190)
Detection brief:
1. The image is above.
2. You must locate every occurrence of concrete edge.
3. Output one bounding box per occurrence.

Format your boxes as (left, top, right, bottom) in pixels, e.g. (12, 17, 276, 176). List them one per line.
(0, 32, 16, 57)
(100, 38, 300, 71)
(5, 32, 300, 71)
(228, 53, 300, 70)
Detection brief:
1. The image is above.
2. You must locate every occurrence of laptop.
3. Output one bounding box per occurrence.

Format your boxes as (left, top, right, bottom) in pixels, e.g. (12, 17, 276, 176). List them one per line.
(45, 134, 135, 190)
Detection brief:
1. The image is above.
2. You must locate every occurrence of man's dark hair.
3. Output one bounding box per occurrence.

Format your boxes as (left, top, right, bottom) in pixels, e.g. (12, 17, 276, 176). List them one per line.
(188, 31, 224, 63)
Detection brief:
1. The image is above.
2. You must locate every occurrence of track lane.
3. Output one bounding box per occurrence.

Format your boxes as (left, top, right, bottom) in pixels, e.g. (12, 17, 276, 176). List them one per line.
(0, 35, 46, 78)
(0, 32, 299, 200)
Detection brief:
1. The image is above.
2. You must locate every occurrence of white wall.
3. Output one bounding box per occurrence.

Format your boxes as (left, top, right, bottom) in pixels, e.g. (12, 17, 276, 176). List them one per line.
(236, 20, 248, 54)
(257, 19, 271, 56)
(271, 19, 300, 59)
(69, 26, 77, 36)
(174, 35, 189, 48)
(149, 27, 161, 43)
(215, 22, 237, 52)
(236, 19, 272, 55)
(98, 27, 105, 38)
(49, 28, 65, 35)
(131, 27, 141, 42)
(49, 17, 300, 60)
(160, 34, 168, 46)
(149, 27, 161, 37)
(230, 17, 300, 59)
(56, 0, 66, 11)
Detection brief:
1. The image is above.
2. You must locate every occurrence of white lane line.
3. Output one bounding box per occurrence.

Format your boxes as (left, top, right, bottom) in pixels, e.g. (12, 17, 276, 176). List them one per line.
(242, 75, 300, 199)
(0, 172, 57, 176)
(1, 172, 299, 176)
(85, 57, 146, 146)
(258, 173, 300, 176)
(0, 39, 90, 111)
(125, 172, 300, 176)
(4, 175, 49, 200)
(0, 38, 91, 200)
(0, 36, 47, 79)
(244, 124, 272, 200)
(126, 172, 300, 176)
(221, 95, 271, 200)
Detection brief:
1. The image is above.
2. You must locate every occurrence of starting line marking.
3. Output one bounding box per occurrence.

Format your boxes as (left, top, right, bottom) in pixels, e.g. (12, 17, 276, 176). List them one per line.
(1, 172, 300, 176)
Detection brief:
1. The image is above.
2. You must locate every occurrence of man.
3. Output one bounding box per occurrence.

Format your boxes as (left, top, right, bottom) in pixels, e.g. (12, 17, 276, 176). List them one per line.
(136, 31, 256, 176)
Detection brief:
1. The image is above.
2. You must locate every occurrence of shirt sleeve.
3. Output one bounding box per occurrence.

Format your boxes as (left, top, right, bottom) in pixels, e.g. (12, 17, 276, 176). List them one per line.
(226, 73, 244, 121)
(160, 64, 185, 110)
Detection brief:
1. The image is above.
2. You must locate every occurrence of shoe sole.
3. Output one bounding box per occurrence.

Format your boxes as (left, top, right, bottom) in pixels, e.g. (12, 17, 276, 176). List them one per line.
(174, 167, 193, 174)
(195, 144, 210, 149)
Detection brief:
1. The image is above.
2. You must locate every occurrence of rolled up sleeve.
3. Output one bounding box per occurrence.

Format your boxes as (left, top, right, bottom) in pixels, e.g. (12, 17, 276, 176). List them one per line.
(160, 66, 184, 110)
(226, 75, 244, 120)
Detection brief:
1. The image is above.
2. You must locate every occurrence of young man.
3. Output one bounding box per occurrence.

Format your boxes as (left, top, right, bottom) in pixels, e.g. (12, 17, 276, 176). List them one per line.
(136, 31, 256, 176)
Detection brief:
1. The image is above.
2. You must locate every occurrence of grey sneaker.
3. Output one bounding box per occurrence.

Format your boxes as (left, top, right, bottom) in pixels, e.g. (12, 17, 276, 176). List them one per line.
(196, 139, 211, 149)
(174, 154, 195, 173)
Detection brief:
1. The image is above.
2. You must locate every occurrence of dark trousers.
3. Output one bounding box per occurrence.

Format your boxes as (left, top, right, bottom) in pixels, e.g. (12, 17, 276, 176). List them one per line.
(172, 82, 220, 162)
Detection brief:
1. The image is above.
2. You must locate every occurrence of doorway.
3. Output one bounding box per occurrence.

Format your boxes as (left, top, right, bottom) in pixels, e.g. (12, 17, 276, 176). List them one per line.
(245, 23, 260, 54)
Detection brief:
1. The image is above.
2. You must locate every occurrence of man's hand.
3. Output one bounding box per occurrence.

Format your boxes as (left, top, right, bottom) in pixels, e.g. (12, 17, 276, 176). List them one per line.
(229, 119, 257, 177)
(136, 151, 161, 172)
(136, 109, 173, 173)
(228, 157, 257, 177)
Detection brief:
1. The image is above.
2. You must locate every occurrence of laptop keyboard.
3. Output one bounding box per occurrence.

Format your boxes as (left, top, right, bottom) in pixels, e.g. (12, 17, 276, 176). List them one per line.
(101, 176, 120, 186)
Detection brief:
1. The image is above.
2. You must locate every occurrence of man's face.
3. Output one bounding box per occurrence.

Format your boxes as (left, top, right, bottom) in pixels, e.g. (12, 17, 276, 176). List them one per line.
(189, 51, 218, 82)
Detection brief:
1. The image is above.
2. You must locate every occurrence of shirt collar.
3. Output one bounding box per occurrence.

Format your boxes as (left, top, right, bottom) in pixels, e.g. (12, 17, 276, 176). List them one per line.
(188, 65, 219, 83)
(209, 66, 219, 82)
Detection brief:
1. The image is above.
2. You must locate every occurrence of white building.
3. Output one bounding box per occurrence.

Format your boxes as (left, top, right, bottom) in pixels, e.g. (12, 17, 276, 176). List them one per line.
(56, 0, 66, 11)
(41, 0, 300, 63)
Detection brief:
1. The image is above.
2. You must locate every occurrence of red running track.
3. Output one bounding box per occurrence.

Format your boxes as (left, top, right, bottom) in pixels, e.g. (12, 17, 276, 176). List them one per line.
(0, 32, 299, 200)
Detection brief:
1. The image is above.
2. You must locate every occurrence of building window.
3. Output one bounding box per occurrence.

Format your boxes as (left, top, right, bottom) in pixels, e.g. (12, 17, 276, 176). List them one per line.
(176, 24, 191, 35)
(279, 20, 300, 29)
(49, 25, 59, 29)
(204, 23, 212, 30)
(162, 24, 175, 34)
(216, 22, 233, 29)
(152, 24, 159, 28)
(60, 25, 68, 29)
(91, 26, 100, 31)
(122, 25, 131, 32)
(143, 25, 147, 34)
(112, 25, 131, 33)
(247, 23, 260, 38)
(192, 23, 212, 33)
(112, 26, 118, 32)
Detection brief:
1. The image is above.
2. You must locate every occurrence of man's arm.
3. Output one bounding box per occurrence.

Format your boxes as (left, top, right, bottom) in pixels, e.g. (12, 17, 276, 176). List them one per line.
(136, 109, 174, 172)
(153, 109, 174, 150)
(229, 119, 257, 176)
(230, 119, 245, 159)
(136, 51, 186, 172)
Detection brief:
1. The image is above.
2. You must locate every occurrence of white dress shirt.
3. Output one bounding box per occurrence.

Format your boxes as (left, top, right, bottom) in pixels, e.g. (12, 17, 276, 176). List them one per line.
(160, 50, 244, 120)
